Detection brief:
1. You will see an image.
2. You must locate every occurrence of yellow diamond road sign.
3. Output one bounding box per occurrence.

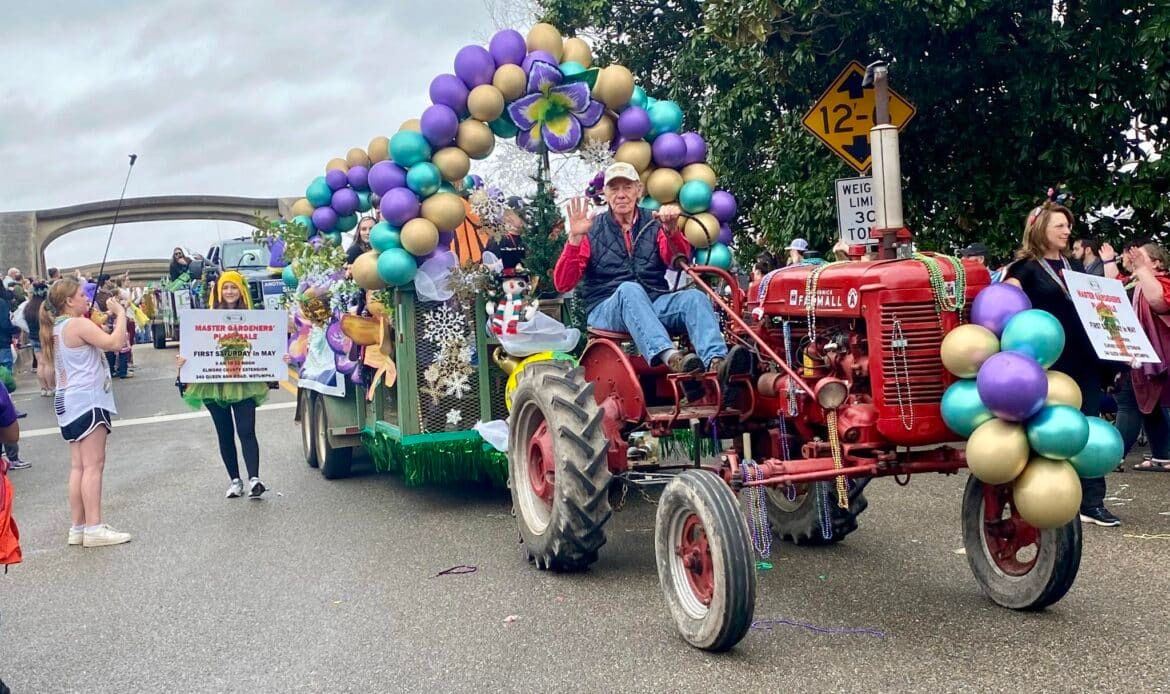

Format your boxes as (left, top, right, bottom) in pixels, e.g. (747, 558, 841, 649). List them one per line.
(801, 61, 916, 173)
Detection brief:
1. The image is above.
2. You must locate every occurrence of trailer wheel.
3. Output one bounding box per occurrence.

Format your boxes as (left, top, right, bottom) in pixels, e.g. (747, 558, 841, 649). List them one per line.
(962, 476, 1081, 610)
(300, 390, 319, 469)
(152, 323, 167, 349)
(508, 361, 612, 572)
(655, 469, 756, 652)
(314, 395, 352, 479)
(765, 479, 868, 545)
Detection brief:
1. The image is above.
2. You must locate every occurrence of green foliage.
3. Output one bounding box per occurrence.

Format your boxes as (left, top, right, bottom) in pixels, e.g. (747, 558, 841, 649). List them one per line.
(251, 215, 345, 280)
(520, 154, 565, 295)
(540, 0, 1170, 264)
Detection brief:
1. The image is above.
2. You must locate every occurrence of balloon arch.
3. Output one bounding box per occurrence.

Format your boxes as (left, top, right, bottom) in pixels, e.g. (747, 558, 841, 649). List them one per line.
(278, 23, 739, 292)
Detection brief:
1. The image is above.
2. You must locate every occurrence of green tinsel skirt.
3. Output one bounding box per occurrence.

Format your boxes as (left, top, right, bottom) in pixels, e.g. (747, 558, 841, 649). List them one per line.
(183, 381, 270, 410)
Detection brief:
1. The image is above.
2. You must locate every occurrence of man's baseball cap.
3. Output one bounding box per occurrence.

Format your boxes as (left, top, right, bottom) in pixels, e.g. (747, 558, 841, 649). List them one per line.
(960, 242, 989, 257)
(603, 162, 640, 186)
(785, 238, 809, 252)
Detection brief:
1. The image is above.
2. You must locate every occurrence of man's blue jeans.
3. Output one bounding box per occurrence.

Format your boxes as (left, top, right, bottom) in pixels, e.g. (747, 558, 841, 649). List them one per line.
(587, 282, 727, 367)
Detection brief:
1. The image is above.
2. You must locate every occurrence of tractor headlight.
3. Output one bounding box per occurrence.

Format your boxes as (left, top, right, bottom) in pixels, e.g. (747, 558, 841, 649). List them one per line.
(814, 379, 849, 410)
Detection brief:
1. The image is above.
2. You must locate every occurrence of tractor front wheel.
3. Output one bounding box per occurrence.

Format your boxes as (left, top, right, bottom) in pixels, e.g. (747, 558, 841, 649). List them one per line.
(508, 362, 612, 571)
(655, 469, 756, 652)
(962, 476, 1081, 610)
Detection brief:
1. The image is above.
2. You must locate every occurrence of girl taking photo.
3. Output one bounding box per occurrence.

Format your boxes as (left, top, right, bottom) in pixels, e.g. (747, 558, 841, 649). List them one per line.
(176, 271, 270, 499)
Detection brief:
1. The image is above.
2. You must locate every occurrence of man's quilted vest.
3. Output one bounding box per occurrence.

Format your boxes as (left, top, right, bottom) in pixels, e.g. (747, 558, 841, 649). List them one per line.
(579, 208, 670, 315)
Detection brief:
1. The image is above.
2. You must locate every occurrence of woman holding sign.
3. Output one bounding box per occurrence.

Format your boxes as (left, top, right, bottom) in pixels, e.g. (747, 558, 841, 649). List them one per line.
(176, 272, 270, 499)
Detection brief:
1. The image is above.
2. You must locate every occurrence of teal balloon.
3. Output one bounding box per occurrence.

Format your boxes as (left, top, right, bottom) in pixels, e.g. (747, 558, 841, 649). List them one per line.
(941, 380, 995, 437)
(638, 196, 661, 211)
(1070, 416, 1124, 478)
(291, 214, 316, 236)
(326, 231, 343, 245)
(1026, 404, 1090, 460)
(630, 85, 648, 110)
(406, 162, 442, 198)
(356, 190, 373, 213)
(645, 95, 659, 108)
(1001, 309, 1065, 369)
(678, 180, 713, 214)
(489, 114, 519, 138)
(694, 242, 732, 270)
(462, 175, 477, 190)
(559, 61, 585, 76)
(281, 264, 298, 288)
(390, 131, 433, 168)
(376, 248, 418, 287)
(648, 100, 684, 136)
(306, 177, 332, 207)
(438, 182, 457, 194)
(334, 214, 358, 232)
(370, 222, 402, 252)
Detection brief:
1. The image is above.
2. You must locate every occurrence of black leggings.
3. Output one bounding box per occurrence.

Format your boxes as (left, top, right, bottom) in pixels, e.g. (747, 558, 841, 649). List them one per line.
(206, 400, 259, 481)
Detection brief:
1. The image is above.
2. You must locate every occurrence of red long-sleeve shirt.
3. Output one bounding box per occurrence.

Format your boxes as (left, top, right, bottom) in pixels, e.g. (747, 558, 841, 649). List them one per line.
(553, 221, 691, 293)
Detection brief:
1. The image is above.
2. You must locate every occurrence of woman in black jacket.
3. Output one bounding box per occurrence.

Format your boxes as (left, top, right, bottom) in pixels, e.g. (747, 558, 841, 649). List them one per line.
(169, 247, 191, 281)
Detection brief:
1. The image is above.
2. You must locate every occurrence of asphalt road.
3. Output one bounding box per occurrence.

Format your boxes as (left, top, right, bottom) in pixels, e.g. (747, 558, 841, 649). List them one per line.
(2, 346, 1168, 693)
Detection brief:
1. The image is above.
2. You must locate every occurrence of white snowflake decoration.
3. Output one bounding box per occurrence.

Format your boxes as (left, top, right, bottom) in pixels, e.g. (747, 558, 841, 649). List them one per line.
(458, 345, 474, 363)
(424, 363, 442, 385)
(423, 304, 464, 344)
(579, 138, 614, 170)
(444, 371, 472, 398)
(446, 408, 463, 427)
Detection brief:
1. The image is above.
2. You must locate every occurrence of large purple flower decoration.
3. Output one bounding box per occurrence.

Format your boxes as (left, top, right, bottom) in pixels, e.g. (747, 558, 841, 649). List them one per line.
(508, 60, 605, 153)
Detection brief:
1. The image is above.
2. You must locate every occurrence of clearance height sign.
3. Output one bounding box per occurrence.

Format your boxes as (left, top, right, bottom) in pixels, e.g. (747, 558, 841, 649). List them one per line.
(178, 309, 288, 383)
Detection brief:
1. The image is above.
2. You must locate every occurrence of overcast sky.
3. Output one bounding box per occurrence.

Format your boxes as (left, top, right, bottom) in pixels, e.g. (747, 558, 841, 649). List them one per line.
(0, 0, 532, 269)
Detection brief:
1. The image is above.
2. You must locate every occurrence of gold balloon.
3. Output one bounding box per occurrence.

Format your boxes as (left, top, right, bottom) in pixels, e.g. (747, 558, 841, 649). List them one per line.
(1046, 371, 1083, 409)
(456, 119, 495, 159)
(468, 85, 506, 122)
(966, 419, 1030, 484)
(326, 158, 349, 173)
(431, 147, 471, 182)
(583, 115, 615, 144)
(615, 141, 652, 172)
(421, 192, 467, 231)
(368, 136, 390, 163)
(1012, 458, 1083, 529)
(684, 213, 719, 249)
(291, 198, 314, 218)
(526, 23, 564, 61)
(400, 118, 421, 132)
(647, 168, 684, 204)
(639, 167, 654, 187)
(562, 37, 592, 67)
(493, 64, 527, 101)
(401, 218, 440, 256)
(352, 251, 387, 291)
(941, 324, 1000, 378)
(346, 147, 371, 169)
(593, 64, 635, 110)
(681, 163, 717, 188)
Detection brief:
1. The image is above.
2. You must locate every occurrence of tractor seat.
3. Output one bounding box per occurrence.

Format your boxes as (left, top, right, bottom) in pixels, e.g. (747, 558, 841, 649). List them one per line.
(587, 327, 633, 341)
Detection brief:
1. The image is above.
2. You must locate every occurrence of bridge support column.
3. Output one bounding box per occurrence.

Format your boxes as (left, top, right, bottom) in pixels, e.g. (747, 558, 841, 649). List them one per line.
(0, 212, 38, 277)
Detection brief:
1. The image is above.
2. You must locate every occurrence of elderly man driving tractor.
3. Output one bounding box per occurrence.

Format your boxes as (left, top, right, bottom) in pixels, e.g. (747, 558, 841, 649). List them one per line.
(553, 162, 750, 399)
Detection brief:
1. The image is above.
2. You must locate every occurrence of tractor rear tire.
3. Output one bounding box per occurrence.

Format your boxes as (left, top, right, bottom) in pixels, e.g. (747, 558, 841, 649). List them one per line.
(300, 390, 319, 469)
(314, 395, 352, 479)
(962, 476, 1081, 610)
(508, 361, 612, 572)
(765, 479, 868, 545)
(655, 469, 756, 652)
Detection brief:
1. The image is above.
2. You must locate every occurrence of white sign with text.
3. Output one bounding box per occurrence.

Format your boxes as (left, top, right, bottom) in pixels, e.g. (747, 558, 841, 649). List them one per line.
(1063, 271, 1160, 364)
(835, 176, 875, 245)
(179, 309, 288, 383)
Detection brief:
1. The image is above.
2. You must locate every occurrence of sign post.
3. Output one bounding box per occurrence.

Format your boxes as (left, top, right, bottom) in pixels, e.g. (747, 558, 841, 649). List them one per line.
(1062, 271, 1161, 364)
(835, 176, 875, 245)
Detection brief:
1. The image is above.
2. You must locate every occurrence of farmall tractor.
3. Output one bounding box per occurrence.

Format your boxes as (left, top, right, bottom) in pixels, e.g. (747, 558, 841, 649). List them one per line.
(506, 64, 1082, 651)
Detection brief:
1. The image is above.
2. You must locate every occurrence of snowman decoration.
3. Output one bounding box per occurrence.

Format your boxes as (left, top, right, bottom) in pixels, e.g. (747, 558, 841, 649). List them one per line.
(486, 265, 538, 336)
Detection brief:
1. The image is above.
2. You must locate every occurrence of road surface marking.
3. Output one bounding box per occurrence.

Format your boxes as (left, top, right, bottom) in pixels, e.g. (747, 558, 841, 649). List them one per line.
(17, 401, 297, 439)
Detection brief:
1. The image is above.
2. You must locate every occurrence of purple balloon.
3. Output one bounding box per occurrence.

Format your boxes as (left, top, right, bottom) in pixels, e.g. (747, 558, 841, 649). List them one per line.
(437, 229, 455, 246)
(652, 132, 687, 168)
(972, 283, 1033, 337)
(610, 134, 631, 152)
(708, 190, 738, 223)
(380, 187, 420, 226)
(681, 132, 707, 164)
(312, 206, 338, 232)
(454, 45, 496, 88)
(325, 169, 348, 191)
(521, 50, 558, 73)
(368, 161, 406, 196)
(325, 321, 348, 354)
(429, 74, 469, 117)
(469, 174, 484, 187)
(347, 165, 369, 190)
(331, 188, 359, 216)
(976, 351, 1048, 422)
(489, 29, 527, 66)
(717, 223, 733, 246)
(617, 107, 652, 140)
(420, 104, 460, 148)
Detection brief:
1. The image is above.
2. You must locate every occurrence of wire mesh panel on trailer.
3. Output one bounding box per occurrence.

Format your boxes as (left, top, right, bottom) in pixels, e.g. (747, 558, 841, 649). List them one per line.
(411, 298, 484, 434)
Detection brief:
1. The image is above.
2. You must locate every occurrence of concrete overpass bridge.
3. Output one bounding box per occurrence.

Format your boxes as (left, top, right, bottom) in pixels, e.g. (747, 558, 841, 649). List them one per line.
(0, 195, 298, 277)
(59, 259, 172, 285)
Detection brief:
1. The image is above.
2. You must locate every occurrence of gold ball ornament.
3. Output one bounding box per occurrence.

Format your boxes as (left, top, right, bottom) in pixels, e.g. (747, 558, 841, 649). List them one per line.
(647, 168, 684, 204)
(684, 213, 719, 249)
(368, 136, 390, 163)
(681, 163, 717, 189)
(455, 119, 495, 159)
(346, 147, 371, 169)
(941, 324, 1001, 378)
(399, 118, 421, 132)
(1046, 371, 1083, 409)
(431, 147, 471, 182)
(291, 198, 314, 218)
(421, 192, 467, 231)
(615, 141, 652, 172)
(352, 251, 388, 291)
(526, 23, 564, 61)
(562, 37, 593, 67)
(492, 64, 527, 101)
(401, 218, 440, 256)
(325, 158, 349, 173)
(965, 419, 1030, 484)
(468, 85, 506, 122)
(593, 65, 635, 110)
(582, 115, 615, 144)
(1012, 458, 1083, 529)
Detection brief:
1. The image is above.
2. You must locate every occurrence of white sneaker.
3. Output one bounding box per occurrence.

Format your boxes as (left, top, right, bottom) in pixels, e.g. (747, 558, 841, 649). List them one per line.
(226, 479, 244, 498)
(67, 528, 83, 546)
(82, 524, 132, 548)
(248, 478, 266, 499)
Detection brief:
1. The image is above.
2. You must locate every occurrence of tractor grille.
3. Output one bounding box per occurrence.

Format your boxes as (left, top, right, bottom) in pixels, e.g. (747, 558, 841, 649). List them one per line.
(877, 302, 948, 406)
(414, 299, 482, 434)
